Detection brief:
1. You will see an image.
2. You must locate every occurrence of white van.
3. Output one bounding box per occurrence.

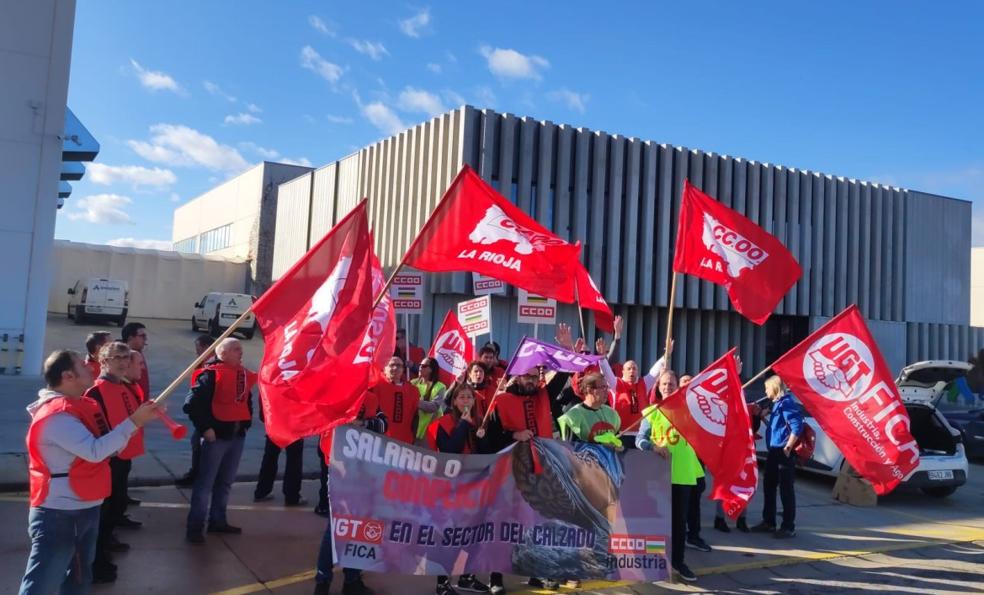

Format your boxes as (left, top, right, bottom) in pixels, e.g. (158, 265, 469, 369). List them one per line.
(192, 292, 257, 339)
(67, 278, 129, 326)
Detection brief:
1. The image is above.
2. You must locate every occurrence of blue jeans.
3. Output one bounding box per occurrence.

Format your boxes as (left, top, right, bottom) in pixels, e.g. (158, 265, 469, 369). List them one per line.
(186, 436, 245, 531)
(19, 505, 100, 595)
(315, 498, 362, 587)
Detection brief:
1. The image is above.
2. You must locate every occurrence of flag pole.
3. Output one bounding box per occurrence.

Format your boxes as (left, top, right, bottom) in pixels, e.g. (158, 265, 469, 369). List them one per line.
(574, 280, 587, 340)
(741, 365, 772, 390)
(153, 308, 254, 405)
(664, 272, 679, 369)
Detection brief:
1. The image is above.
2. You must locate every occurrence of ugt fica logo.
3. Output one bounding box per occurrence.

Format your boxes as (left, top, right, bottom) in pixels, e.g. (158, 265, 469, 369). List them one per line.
(804, 333, 874, 402)
(685, 368, 729, 437)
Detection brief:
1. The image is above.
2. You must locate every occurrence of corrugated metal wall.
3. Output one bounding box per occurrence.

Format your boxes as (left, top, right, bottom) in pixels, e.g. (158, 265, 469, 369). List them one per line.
(906, 322, 984, 364)
(270, 105, 980, 373)
(271, 172, 312, 280)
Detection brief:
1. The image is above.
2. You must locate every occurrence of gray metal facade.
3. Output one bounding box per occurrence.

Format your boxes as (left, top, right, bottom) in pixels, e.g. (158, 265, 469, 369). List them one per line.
(271, 106, 981, 376)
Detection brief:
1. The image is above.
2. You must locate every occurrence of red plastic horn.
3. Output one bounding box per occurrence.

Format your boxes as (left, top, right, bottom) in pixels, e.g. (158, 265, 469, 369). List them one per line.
(156, 410, 188, 440)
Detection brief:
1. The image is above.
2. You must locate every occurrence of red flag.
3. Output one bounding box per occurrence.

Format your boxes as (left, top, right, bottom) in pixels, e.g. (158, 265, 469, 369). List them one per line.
(253, 202, 375, 447)
(427, 310, 475, 386)
(573, 259, 614, 333)
(771, 305, 920, 494)
(355, 248, 397, 388)
(656, 349, 758, 519)
(673, 180, 801, 324)
(403, 165, 581, 302)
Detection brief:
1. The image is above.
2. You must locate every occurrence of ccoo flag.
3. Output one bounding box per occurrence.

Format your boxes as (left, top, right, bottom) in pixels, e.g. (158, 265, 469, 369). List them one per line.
(673, 180, 801, 324)
(771, 305, 919, 495)
(654, 349, 758, 518)
(427, 310, 475, 386)
(253, 201, 377, 447)
(403, 165, 582, 302)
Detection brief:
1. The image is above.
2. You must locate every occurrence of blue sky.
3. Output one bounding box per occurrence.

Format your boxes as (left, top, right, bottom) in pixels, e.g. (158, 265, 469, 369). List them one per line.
(56, 1, 984, 249)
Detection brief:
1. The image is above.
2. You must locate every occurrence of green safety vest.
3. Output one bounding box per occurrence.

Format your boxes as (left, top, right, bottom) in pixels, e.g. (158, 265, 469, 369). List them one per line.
(643, 405, 704, 485)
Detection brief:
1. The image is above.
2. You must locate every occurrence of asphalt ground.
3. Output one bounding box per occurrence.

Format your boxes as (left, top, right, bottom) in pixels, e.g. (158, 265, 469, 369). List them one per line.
(0, 314, 981, 594)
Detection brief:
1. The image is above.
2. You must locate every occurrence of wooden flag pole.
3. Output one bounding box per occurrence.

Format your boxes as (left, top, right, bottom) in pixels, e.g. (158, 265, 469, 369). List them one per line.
(153, 309, 254, 405)
(574, 281, 587, 341)
(741, 365, 773, 390)
(663, 272, 680, 370)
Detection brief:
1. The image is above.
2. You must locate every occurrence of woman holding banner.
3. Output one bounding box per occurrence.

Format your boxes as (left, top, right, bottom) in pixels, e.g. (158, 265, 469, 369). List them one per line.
(426, 385, 498, 595)
(413, 357, 447, 444)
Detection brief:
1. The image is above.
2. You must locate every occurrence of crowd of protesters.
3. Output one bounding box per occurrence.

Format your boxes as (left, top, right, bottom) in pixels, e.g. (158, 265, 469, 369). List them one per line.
(18, 317, 806, 595)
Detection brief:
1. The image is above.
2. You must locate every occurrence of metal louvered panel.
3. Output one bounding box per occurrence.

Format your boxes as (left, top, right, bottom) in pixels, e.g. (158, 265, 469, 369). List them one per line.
(270, 172, 312, 281)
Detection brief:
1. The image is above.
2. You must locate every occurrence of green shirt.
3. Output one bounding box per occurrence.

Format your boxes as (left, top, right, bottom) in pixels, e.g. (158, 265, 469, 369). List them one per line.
(412, 379, 447, 439)
(642, 406, 704, 485)
(558, 404, 621, 443)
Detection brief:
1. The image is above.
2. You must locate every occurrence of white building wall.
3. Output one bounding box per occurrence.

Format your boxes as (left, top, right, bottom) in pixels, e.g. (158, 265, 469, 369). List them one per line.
(171, 163, 266, 260)
(48, 241, 249, 320)
(0, 0, 77, 375)
(972, 247, 984, 327)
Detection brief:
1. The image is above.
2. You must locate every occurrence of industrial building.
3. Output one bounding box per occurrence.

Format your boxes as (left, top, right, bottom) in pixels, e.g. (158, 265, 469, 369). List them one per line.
(2, 0, 99, 376)
(271, 106, 984, 376)
(171, 161, 312, 293)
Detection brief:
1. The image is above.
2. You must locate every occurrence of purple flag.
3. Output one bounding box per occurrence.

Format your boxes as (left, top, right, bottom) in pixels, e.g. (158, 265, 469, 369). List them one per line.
(506, 337, 606, 375)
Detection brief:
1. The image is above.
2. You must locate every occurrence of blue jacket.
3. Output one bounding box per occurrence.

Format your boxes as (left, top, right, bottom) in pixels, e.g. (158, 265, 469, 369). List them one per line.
(766, 393, 804, 449)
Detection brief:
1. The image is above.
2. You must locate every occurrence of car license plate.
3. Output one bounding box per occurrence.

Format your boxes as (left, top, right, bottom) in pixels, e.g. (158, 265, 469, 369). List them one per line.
(88, 306, 102, 313)
(927, 470, 954, 481)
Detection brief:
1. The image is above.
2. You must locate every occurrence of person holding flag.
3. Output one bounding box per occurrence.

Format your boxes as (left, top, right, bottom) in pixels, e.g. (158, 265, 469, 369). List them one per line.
(750, 376, 803, 538)
(454, 361, 497, 419)
(412, 357, 446, 443)
(637, 369, 703, 583)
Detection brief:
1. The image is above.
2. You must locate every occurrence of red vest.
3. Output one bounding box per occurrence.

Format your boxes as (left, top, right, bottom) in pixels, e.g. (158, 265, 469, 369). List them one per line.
(426, 413, 474, 453)
(136, 352, 150, 400)
(27, 396, 112, 507)
(373, 381, 420, 444)
(613, 378, 647, 431)
(197, 362, 255, 422)
(86, 378, 145, 460)
(84, 357, 101, 380)
(492, 388, 554, 438)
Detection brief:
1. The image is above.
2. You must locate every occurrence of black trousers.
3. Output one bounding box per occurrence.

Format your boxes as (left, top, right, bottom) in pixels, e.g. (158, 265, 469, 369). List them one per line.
(670, 484, 692, 568)
(95, 457, 130, 567)
(317, 443, 329, 506)
(687, 475, 705, 539)
(762, 447, 796, 530)
(255, 436, 304, 502)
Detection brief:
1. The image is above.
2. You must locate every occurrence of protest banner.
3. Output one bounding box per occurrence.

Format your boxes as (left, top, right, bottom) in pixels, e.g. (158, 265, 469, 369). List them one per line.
(329, 425, 672, 582)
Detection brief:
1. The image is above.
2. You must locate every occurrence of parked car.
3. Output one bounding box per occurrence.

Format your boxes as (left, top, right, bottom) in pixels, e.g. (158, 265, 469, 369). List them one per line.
(191, 292, 256, 339)
(898, 360, 984, 461)
(67, 278, 128, 326)
(755, 366, 969, 498)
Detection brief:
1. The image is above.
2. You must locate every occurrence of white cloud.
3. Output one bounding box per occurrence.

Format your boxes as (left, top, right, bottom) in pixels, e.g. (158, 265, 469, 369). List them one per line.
(129, 59, 183, 93)
(361, 102, 407, 135)
(224, 112, 262, 126)
(443, 90, 466, 108)
(246, 103, 262, 113)
(426, 63, 442, 74)
(87, 163, 177, 189)
(349, 39, 388, 61)
(473, 85, 497, 107)
(128, 124, 249, 172)
(67, 194, 133, 225)
(300, 46, 343, 84)
(107, 238, 173, 251)
(203, 80, 236, 102)
(238, 142, 311, 167)
(399, 8, 431, 38)
(397, 87, 446, 116)
(479, 46, 549, 80)
(326, 114, 354, 124)
(548, 88, 589, 113)
(309, 15, 337, 37)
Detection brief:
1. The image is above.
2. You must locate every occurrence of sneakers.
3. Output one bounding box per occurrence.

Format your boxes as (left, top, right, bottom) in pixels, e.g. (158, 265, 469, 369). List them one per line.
(736, 518, 750, 533)
(116, 515, 142, 529)
(253, 493, 274, 502)
(673, 563, 698, 582)
(489, 585, 505, 595)
(207, 523, 243, 534)
(750, 521, 777, 533)
(314, 502, 331, 517)
(713, 517, 731, 533)
(126, 497, 141, 507)
(457, 575, 491, 593)
(774, 528, 797, 539)
(686, 536, 713, 552)
(342, 579, 374, 595)
(437, 580, 460, 595)
(185, 530, 205, 544)
(526, 578, 559, 590)
(489, 572, 505, 595)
